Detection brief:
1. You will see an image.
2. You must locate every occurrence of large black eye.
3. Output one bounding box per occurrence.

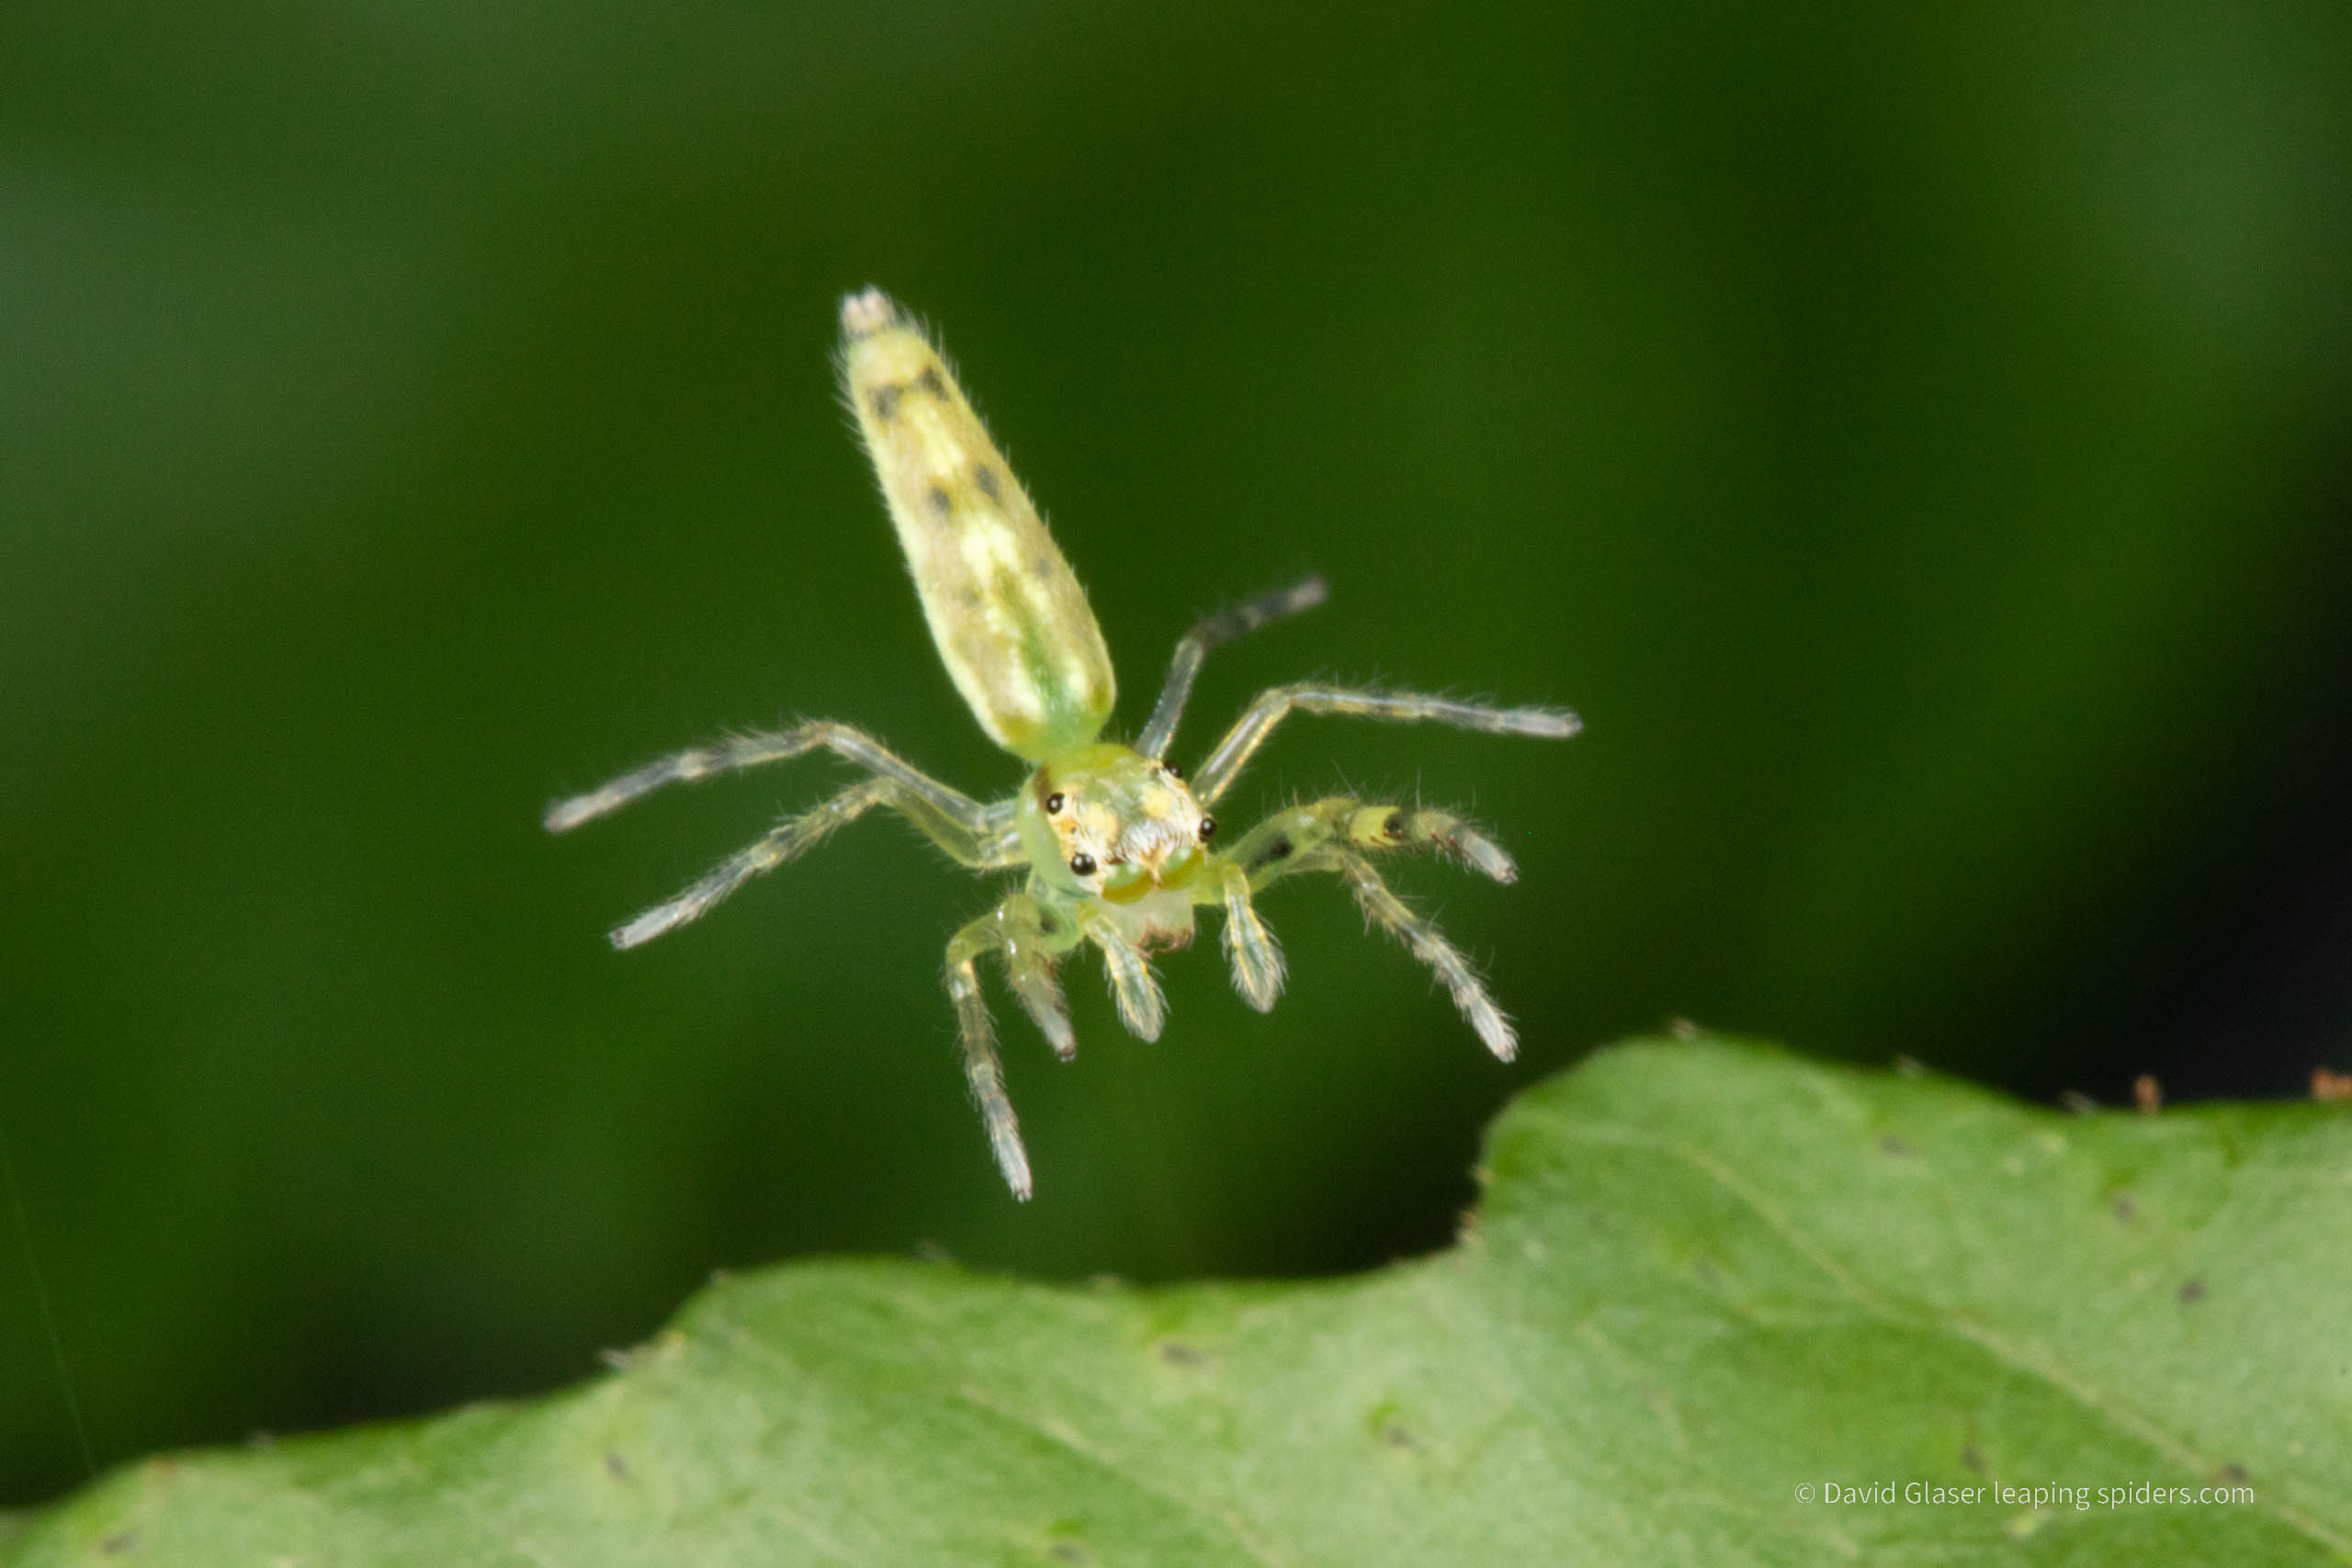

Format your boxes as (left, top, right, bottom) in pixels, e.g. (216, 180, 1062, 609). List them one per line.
(1045, 793, 1065, 813)
(1162, 761, 1183, 779)
(1197, 816, 1217, 841)
(1069, 852, 1097, 876)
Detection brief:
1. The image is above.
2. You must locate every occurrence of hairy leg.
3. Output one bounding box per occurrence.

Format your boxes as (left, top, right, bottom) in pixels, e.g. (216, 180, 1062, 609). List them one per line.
(607, 775, 1004, 950)
(547, 718, 991, 835)
(1136, 576, 1329, 761)
(992, 892, 1076, 1061)
(1213, 860, 1284, 1011)
(1278, 845, 1518, 1063)
(1076, 908, 1167, 1042)
(1225, 797, 1520, 887)
(1191, 684, 1578, 807)
(944, 910, 1033, 1201)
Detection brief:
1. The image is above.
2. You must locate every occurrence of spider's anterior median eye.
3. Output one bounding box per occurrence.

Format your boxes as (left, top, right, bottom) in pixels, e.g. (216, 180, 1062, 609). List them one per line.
(1197, 816, 1217, 841)
(1162, 761, 1183, 779)
(1069, 852, 1097, 876)
(1045, 793, 1065, 813)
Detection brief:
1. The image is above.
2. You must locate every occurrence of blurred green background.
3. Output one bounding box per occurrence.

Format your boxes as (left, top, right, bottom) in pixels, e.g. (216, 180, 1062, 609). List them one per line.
(5, 0, 2349, 1506)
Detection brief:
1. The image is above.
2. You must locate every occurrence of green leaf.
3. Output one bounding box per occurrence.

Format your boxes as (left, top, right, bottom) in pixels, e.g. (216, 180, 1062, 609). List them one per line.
(7, 1038, 2347, 1565)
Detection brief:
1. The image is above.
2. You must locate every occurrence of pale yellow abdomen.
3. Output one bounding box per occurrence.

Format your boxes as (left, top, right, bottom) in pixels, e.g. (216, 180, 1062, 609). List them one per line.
(839, 288, 1115, 761)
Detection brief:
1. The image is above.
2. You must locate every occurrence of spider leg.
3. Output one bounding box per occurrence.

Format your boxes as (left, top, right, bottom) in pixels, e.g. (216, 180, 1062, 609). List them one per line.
(547, 719, 990, 835)
(1212, 860, 1285, 1011)
(1191, 684, 1579, 807)
(1227, 797, 1520, 886)
(944, 911, 1033, 1201)
(1277, 845, 1517, 1063)
(607, 776, 1009, 950)
(993, 892, 1077, 1062)
(1136, 576, 1329, 761)
(1077, 908, 1167, 1042)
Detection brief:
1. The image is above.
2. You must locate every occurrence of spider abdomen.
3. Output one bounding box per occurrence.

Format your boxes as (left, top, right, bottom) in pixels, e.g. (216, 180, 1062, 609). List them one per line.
(839, 288, 1115, 761)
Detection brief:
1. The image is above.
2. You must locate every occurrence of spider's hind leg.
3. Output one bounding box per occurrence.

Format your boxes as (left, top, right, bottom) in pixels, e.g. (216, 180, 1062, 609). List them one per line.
(1137, 576, 1329, 761)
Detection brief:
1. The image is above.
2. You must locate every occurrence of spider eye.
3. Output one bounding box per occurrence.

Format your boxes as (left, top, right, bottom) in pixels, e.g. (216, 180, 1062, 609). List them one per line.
(1045, 792, 1065, 813)
(1161, 761, 1183, 779)
(1197, 816, 1217, 841)
(1069, 852, 1096, 876)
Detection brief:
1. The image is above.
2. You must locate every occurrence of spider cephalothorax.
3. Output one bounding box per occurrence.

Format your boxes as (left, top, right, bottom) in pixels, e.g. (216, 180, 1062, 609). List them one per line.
(547, 288, 1579, 1197)
(1021, 745, 1212, 948)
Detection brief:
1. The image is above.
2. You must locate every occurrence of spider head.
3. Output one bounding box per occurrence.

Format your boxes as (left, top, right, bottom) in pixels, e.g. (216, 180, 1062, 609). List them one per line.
(1021, 743, 1215, 903)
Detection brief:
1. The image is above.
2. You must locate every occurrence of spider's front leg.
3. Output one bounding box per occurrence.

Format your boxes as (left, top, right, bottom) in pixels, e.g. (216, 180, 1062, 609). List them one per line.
(1195, 800, 1513, 1018)
(944, 891, 1075, 1201)
(1256, 840, 1520, 1065)
(1226, 797, 1521, 887)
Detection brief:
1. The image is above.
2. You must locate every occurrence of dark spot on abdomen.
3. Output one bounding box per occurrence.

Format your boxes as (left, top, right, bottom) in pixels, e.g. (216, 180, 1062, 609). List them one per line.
(973, 463, 1002, 502)
(868, 384, 903, 420)
(917, 366, 947, 396)
(926, 483, 954, 519)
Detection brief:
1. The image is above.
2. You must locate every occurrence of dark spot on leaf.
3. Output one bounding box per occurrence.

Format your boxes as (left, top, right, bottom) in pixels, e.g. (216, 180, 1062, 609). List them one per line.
(917, 366, 947, 397)
(1878, 1134, 1912, 1156)
(868, 384, 902, 420)
(2218, 1462, 2249, 1484)
(1157, 1339, 1211, 1369)
(2178, 1279, 2206, 1305)
(100, 1532, 136, 1556)
(1381, 1420, 1418, 1450)
(605, 1450, 632, 1481)
(2111, 1193, 2135, 1223)
(1961, 1444, 1984, 1472)
(1048, 1543, 1091, 1565)
(974, 463, 1002, 502)
(926, 483, 953, 519)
